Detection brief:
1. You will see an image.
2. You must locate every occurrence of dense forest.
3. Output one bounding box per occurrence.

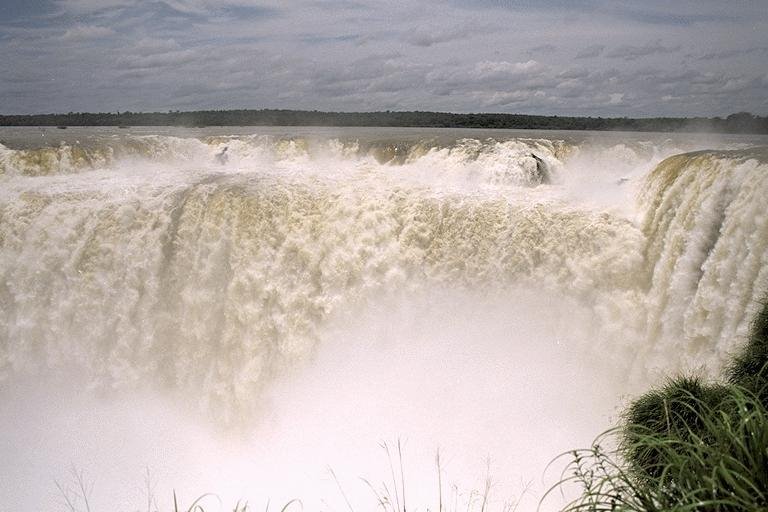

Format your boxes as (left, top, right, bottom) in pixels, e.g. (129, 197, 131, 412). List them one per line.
(1, 109, 767, 134)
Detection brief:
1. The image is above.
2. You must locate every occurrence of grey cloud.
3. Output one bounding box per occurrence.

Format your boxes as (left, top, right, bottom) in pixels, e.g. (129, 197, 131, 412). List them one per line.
(56, 0, 279, 16)
(60, 24, 114, 41)
(366, 72, 426, 94)
(131, 37, 182, 55)
(173, 79, 258, 99)
(719, 77, 752, 93)
(305, 0, 371, 10)
(474, 60, 543, 78)
(2, 0, 767, 116)
(158, 1, 281, 19)
(698, 47, 768, 60)
(156, 0, 209, 15)
(300, 33, 361, 44)
(558, 67, 590, 79)
(404, 25, 475, 47)
(606, 40, 680, 60)
(526, 44, 557, 55)
(575, 45, 604, 59)
(474, 89, 544, 108)
(117, 49, 198, 69)
(610, 7, 740, 26)
(55, 0, 137, 14)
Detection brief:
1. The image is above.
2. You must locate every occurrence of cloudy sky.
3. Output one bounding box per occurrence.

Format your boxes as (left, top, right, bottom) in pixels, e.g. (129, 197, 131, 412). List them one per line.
(1, 0, 767, 116)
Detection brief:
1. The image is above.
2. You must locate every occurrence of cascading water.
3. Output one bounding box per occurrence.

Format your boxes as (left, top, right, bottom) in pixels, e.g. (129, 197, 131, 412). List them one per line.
(0, 127, 766, 511)
(638, 149, 768, 376)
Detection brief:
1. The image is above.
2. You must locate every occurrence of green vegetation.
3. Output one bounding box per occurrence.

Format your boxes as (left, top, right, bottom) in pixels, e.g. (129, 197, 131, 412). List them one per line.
(727, 301, 768, 400)
(548, 300, 768, 511)
(0, 110, 767, 134)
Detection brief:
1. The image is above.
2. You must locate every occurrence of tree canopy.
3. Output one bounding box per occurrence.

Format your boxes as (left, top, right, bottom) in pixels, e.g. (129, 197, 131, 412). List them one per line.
(1, 109, 766, 134)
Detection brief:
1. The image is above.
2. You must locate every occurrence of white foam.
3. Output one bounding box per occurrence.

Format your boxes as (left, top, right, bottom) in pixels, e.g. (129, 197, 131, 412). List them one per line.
(1, 132, 766, 511)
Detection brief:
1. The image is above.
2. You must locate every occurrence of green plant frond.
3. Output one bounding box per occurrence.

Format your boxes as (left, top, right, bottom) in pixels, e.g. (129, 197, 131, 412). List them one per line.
(551, 339, 768, 512)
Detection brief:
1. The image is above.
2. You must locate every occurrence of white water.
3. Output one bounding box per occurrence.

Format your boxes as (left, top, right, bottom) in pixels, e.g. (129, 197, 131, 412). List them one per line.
(0, 128, 766, 511)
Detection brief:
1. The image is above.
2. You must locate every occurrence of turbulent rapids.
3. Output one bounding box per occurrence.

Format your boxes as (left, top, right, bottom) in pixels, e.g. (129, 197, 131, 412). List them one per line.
(641, 149, 768, 373)
(0, 127, 767, 510)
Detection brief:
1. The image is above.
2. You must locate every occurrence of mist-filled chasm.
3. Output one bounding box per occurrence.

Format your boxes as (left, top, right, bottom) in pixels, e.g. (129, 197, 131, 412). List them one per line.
(1, 127, 767, 511)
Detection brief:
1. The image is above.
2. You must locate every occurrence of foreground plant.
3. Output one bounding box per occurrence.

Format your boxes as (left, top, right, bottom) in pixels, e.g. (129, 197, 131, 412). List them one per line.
(544, 300, 768, 512)
(546, 383, 768, 511)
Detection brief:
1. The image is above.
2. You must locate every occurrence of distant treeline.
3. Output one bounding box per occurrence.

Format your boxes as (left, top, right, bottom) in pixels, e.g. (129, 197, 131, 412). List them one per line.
(1, 109, 767, 134)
